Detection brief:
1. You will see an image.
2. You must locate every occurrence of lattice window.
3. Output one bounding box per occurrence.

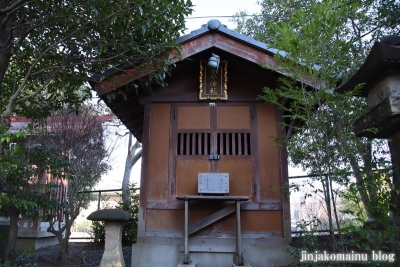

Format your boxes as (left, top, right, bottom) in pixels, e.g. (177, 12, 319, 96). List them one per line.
(177, 132, 251, 156)
(177, 133, 211, 155)
(217, 133, 251, 155)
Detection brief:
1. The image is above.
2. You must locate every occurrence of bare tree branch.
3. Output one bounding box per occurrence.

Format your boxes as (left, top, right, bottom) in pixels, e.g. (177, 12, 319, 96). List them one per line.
(30, 108, 113, 262)
(0, 0, 25, 15)
(15, 67, 62, 104)
(122, 134, 142, 204)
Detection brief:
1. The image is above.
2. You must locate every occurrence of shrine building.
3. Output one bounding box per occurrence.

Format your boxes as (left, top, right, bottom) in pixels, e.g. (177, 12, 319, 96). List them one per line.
(89, 20, 302, 267)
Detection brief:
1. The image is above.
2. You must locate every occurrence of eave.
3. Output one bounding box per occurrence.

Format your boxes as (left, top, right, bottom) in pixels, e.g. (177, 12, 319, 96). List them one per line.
(90, 32, 280, 97)
(336, 41, 400, 96)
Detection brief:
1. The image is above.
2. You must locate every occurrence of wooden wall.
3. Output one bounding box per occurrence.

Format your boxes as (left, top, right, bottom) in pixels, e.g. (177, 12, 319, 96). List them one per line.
(142, 102, 285, 240)
(138, 56, 290, 246)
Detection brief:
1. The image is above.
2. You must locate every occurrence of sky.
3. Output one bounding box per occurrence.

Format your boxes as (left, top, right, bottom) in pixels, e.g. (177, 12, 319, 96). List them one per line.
(96, 0, 305, 191)
(184, 0, 261, 33)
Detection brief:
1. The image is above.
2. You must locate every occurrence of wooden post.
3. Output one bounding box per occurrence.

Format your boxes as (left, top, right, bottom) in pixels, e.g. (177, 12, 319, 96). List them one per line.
(233, 199, 244, 266)
(184, 198, 190, 264)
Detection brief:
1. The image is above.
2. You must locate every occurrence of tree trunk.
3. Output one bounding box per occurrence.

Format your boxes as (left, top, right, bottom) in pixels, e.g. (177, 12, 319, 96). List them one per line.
(47, 208, 78, 264)
(122, 134, 142, 204)
(332, 110, 379, 218)
(54, 219, 69, 264)
(58, 235, 68, 264)
(0, 12, 12, 98)
(0, 10, 13, 130)
(4, 206, 19, 262)
(388, 132, 400, 217)
(344, 144, 376, 218)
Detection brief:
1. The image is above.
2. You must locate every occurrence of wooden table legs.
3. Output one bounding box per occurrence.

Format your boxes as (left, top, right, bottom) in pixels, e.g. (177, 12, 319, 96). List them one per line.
(233, 199, 244, 266)
(183, 197, 190, 264)
(182, 197, 246, 266)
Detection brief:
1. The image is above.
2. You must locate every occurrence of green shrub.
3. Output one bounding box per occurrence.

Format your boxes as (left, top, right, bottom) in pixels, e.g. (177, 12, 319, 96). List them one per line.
(90, 184, 139, 245)
(91, 220, 105, 243)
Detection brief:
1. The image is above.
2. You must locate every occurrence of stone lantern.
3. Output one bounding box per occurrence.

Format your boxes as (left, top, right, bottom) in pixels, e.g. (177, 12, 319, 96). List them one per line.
(336, 35, 400, 219)
(87, 209, 133, 267)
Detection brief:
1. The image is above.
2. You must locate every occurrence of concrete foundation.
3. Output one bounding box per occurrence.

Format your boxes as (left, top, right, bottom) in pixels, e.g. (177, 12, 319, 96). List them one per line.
(131, 243, 297, 267)
(16, 229, 59, 251)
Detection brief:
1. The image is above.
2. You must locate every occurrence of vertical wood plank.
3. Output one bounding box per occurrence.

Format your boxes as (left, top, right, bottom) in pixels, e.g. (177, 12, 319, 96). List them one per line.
(198, 133, 202, 155)
(238, 133, 242, 155)
(257, 103, 281, 202)
(226, 133, 230, 155)
(179, 133, 184, 155)
(244, 133, 248, 155)
(176, 133, 180, 155)
(232, 133, 236, 155)
(138, 103, 152, 238)
(168, 103, 177, 202)
(277, 109, 291, 239)
(192, 133, 196, 155)
(186, 133, 190, 155)
(219, 133, 224, 155)
(147, 103, 170, 201)
(205, 133, 209, 155)
(250, 102, 260, 202)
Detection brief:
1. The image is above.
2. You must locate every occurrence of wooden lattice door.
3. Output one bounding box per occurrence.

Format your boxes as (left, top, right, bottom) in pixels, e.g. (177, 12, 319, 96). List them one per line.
(172, 102, 255, 197)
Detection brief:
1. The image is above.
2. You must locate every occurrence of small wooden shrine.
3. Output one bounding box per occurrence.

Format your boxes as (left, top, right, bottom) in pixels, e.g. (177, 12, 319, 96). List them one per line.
(90, 20, 302, 267)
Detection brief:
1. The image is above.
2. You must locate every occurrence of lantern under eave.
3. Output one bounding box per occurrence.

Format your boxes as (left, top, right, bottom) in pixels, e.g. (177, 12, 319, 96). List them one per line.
(337, 37, 400, 138)
(353, 73, 400, 137)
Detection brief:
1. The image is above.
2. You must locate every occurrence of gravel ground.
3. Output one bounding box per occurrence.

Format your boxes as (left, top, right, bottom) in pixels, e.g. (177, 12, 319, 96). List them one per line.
(13, 242, 132, 267)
